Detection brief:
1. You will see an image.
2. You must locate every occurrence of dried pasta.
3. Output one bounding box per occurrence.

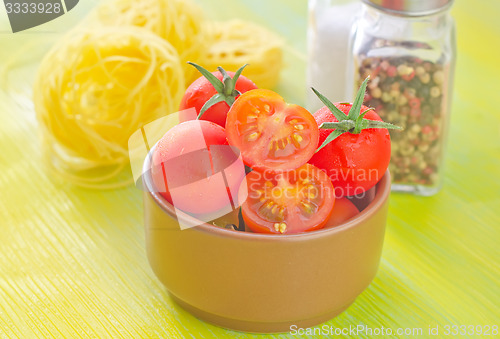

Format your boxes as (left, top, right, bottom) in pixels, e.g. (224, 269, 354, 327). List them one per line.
(33, 26, 185, 189)
(33, 0, 286, 189)
(89, 0, 205, 80)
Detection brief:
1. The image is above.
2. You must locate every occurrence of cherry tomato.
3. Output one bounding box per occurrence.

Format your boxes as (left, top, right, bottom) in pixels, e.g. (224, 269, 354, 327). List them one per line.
(239, 164, 335, 234)
(226, 89, 319, 172)
(180, 70, 257, 128)
(309, 103, 391, 197)
(151, 120, 245, 216)
(323, 197, 359, 228)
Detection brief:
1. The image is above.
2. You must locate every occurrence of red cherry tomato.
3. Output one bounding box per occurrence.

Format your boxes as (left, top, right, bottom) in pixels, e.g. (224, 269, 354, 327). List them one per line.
(226, 89, 319, 172)
(180, 71, 257, 127)
(240, 164, 335, 234)
(151, 120, 245, 216)
(309, 103, 391, 197)
(323, 197, 359, 228)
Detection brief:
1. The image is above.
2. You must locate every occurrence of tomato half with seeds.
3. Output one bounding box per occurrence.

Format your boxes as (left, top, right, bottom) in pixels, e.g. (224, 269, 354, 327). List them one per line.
(239, 164, 335, 234)
(226, 89, 319, 172)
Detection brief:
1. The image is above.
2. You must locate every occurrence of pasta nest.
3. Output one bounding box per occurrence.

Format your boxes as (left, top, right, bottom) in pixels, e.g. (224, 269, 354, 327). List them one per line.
(90, 0, 205, 80)
(33, 26, 184, 188)
(197, 19, 284, 88)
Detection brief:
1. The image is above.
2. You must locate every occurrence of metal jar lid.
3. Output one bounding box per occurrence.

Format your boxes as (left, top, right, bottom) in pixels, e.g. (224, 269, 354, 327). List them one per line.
(363, 0, 454, 16)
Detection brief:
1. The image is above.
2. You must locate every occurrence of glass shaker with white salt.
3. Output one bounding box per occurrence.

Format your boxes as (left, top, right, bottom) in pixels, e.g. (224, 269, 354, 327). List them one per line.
(306, 0, 360, 112)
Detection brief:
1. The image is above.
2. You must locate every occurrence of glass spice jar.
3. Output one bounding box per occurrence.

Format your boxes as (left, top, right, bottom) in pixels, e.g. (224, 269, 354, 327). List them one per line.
(349, 0, 456, 195)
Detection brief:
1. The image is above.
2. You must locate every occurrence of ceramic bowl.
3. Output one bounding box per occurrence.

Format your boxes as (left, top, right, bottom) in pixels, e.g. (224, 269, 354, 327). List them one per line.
(143, 153, 391, 333)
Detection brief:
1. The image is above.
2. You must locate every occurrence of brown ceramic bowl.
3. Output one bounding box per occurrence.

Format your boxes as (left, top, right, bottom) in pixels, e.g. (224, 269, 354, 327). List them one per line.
(143, 153, 391, 333)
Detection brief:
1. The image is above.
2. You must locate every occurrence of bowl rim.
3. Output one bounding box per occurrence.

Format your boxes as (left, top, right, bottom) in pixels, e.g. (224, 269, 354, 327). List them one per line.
(143, 149, 391, 242)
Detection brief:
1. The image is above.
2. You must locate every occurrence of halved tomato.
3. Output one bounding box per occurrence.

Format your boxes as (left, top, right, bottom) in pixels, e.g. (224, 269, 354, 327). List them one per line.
(226, 89, 319, 172)
(239, 164, 335, 234)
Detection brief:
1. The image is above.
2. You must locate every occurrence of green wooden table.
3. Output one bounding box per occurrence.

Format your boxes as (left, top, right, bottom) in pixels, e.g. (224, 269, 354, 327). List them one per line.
(1, 0, 498, 338)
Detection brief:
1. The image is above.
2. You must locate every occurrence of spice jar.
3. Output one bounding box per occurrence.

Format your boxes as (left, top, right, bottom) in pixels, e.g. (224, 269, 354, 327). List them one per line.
(350, 0, 456, 195)
(307, 0, 360, 112)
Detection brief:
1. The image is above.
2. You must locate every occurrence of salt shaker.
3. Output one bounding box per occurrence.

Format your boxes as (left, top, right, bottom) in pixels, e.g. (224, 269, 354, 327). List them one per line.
(306, 0, 360, 113)
(350, 0, 456, 195)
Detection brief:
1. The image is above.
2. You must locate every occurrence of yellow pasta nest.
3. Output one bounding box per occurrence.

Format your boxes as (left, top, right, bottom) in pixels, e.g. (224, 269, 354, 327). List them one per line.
(197, 19, 284, 89)
(90, 0, 205, 80)
(33, 26, 185, 188)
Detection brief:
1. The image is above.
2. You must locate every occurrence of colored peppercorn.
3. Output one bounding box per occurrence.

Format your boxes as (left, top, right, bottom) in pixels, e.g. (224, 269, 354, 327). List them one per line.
(357, 56, 450, 188)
